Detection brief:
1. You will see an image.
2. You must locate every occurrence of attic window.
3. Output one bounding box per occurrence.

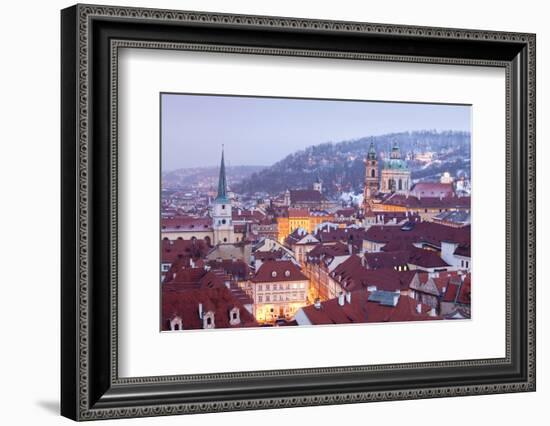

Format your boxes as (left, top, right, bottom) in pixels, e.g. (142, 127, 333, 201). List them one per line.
(271, 271, 277, 278)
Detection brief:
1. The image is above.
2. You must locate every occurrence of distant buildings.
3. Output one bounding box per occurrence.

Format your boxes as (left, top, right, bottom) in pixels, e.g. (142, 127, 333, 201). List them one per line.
(361, 141, 470, 222)
(380, 142, 412, 194)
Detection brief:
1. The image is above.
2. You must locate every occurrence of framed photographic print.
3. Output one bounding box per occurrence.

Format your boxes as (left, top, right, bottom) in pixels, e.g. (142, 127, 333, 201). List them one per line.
(61, 4, 536, 421)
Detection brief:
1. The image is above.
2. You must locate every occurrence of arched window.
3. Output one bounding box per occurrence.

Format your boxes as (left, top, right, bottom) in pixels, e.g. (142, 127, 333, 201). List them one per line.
(398, 179, 403, 191)
(371, 169, 375, 178)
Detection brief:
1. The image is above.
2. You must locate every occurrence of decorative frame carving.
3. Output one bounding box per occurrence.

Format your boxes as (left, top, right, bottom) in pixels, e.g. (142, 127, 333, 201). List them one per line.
(61, 4, 536, 421)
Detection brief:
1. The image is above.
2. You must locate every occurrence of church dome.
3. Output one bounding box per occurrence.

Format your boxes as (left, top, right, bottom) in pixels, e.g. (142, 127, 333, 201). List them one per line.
(383, 158, 408, 170)
(383, 142, 408, 170)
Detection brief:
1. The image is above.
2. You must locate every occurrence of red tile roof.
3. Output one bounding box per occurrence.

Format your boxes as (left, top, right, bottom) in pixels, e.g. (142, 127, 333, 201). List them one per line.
(164, 267, 207, 287)
(331, 256, 415, 292)
(365, 222, 470, 247)
(161, 216, 212, 231)
(252, 260, 308, 283)
(442, 273, 471, 305)
(411, 182, 454, 198)
(380, 193, 470, 209)
(232, 209, 266, 222)
(287, 208, 310, 217)
(335, 208, 357, 218)
(205, 259, 250, 281)
(289, 190, 326, 204)
(315, 227, 368, 246)
(161, 238, 209, 264)
(162, 287, 257, 330)
(253, 250, 285, 261)
(300, 291, 439, 325)
(363, 250, 410, 269)
(407, 246, 449, 268)
(306, 242, 351, 261)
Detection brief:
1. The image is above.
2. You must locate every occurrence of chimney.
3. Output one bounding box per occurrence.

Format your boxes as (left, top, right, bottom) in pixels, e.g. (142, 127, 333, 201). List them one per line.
(338, 292, 345, 307)
(314, 298, 322, 310)
(345, 291, 352, 304)
(198, 303, 203, 319)
(416, 303, 422, 314)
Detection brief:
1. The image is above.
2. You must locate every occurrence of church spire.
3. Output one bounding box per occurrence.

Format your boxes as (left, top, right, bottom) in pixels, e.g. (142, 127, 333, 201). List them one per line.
(216, 146, 228, 202)
(367, 141, 377, 160)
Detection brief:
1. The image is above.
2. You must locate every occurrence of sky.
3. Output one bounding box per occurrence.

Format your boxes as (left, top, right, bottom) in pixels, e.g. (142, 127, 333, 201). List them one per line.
(161, 93, 471, 171)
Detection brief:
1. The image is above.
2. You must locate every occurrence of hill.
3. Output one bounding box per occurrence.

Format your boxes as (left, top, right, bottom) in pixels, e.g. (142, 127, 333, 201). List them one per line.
(233, 130, 470, 197)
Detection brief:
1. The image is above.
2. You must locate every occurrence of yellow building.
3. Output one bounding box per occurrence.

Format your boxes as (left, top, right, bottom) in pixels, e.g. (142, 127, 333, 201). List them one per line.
(277, 208, 334, 243)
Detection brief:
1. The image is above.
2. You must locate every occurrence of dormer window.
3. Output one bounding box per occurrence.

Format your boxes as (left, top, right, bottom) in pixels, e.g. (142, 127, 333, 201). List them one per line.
(284, 270, 291, 277)
(271, 271, 277, 278)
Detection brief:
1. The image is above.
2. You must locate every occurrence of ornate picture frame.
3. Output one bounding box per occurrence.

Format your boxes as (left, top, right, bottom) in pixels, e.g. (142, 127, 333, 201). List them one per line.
(61, 4, 535, 421)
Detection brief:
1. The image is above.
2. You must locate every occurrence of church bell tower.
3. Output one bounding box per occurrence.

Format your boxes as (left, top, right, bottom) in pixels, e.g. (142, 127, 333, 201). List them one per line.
(363, 142, 379, 212)
(212, 147, 234, 245)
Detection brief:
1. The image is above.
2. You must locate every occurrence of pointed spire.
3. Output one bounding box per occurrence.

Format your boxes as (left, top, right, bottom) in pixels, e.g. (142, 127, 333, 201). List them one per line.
(216, 145, 228, 202)
(367, 141, 377, 160)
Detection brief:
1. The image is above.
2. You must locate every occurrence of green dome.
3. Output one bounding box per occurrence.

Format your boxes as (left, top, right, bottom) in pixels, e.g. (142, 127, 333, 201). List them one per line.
(383, 158, 408, 170)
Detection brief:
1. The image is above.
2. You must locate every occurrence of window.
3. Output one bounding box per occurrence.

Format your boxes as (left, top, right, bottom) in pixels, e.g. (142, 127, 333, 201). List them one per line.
(266, 295, 270, 302)
(206, 317, 212, 325)
(258, 295, 263, 303)
(223, 238, 227, 242)
(258, 284, 262, 291)
(232, 312, 237, 320)
(222, 219, 226, 225)
(285, 270, 291, 277)
(222, 205, 226, 209)
(271, 271, 277, 278)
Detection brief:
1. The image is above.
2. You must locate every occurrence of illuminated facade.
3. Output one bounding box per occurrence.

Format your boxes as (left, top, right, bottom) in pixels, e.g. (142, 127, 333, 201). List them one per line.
(251, 260, 310, 323)
(277, 209, 334, 243)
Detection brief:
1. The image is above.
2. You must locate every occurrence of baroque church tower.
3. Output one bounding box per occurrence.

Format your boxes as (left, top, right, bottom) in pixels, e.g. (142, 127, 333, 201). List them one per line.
(212, 147, 235, 245)
(362, 142, 379, 212)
